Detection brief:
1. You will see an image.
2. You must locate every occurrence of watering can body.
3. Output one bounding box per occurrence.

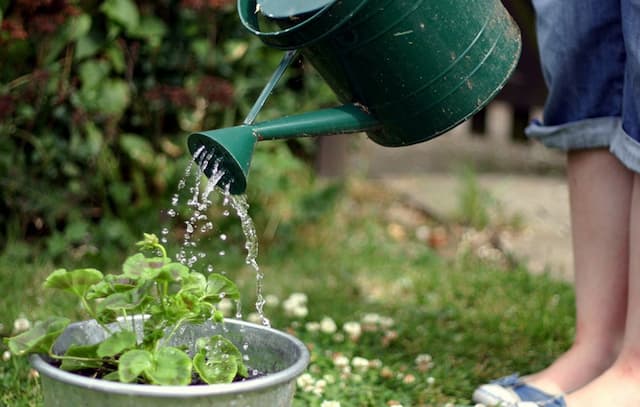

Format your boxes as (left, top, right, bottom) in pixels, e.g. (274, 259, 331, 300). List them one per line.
(188, 0, 522, 193)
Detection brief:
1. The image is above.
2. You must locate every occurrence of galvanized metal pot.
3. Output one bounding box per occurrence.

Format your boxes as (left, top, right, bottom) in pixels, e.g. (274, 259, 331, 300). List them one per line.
(30, 318, 309, 407)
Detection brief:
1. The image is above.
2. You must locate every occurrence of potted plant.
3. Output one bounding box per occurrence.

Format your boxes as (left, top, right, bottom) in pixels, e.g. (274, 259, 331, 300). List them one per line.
(5, 233, 309, 406)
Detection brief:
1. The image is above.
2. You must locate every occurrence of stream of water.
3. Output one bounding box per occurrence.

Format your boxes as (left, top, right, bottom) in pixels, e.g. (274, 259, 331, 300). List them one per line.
(161, 146, 270, 327)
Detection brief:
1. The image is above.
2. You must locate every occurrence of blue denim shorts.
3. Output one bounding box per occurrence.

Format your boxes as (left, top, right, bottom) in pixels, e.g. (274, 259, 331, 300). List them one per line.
(526, 0, 640, 172)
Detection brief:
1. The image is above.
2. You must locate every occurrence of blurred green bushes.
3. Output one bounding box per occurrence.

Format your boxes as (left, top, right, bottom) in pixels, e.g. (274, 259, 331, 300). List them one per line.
(0, 0, 337, 260)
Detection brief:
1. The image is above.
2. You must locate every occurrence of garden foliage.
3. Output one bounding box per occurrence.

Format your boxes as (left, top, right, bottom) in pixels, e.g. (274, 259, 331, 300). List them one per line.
(0, 0, 336, 258)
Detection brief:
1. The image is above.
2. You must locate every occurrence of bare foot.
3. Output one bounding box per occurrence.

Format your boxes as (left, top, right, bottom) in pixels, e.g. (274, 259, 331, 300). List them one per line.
(523, 341, 617, 395)
(564, 361, 640, 407)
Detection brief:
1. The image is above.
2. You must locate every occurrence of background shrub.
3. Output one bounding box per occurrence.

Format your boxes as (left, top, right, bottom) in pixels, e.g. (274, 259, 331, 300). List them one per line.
(0, 0, 337, 261)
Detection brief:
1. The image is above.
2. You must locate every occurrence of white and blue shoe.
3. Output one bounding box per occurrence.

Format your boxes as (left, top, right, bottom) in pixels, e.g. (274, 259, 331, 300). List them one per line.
(473, 374, 566, 406)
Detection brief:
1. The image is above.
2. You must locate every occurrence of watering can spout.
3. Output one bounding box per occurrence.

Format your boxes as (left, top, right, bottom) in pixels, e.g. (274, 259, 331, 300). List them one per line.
(188, 104, 381, 194)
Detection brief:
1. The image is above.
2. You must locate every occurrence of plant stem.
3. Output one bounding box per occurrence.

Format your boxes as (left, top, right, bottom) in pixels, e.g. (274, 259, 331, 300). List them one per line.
(162, 317, 188, 348)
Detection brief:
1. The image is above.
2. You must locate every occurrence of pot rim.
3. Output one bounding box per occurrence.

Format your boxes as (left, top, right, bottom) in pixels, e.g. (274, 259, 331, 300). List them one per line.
(30, 319, 309, 398)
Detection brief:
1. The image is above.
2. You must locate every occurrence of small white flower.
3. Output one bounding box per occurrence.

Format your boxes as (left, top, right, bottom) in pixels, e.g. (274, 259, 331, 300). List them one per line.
(361, 313, 381, 325)
(323, 374, 336, 384)
(402, 374, 416, 384)
(320, 401, 341, 407)
(287, 292, 307, 305)
(343, 321, 362, 340)
(312, 379, 327, 396)
(296, 373, 314, 389)
(415, 353, 434, 371)
(283, 293, 309, 318)
(305, 321, 321, 332)
(320, 317, 337, 334)
(13, 317, 31, 334)
(292, 305, 308, 318)
(265, 294, 279, 307)
(332, 355, 350, 368)
(247, 312, 262, 324)
(415, 354, 432, 364)
(369, 359, 383, 369)
(351, 356, 369, 372)
(217, 298, 234, 316)
(2, 351, 11, 362)
(427, 376, 436, 385)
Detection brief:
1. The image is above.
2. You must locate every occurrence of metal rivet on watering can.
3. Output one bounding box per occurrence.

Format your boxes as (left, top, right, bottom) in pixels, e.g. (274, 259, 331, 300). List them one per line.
(188, 0, 522, 194)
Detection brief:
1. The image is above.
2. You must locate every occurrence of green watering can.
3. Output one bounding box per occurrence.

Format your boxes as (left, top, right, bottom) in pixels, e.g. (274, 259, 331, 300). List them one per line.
(188, 0, 522, 194)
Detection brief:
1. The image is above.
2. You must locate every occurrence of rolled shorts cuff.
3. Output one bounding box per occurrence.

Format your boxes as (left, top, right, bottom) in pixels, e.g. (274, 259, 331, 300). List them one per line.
(525, 117, 621, 151)
(611, 128, 640, 173)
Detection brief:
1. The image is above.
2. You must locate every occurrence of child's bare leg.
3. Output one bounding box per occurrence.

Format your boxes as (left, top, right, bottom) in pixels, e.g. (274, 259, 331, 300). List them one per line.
(564, 171, 640, 406)
(525, 149, 632, 394)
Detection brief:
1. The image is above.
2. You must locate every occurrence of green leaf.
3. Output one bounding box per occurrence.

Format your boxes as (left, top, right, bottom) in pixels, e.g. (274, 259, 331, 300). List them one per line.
(122, 253, 168, 280)
(193, 335, 247, 384)
(102, 371, 121, 381)
(119, 349, 153, 383)
(156, 263, 190, 283)
(79, 60, 111, 90)
(96, 79, 130, 115)
(130, 15, 167, 48)
(101, 0, 140, 33)
(44, 268, 103, 296)
(97, 286, 149, 312)
(83, 121, 104, 156)
(97, 330, 137, 358)
(119, 134, 155, 169)
(43, 14, 92, 64)
(60, 343, 101, 371)
(105, 44, 126, 73)
(146, 347, 192, 386)
(75, 34, 103, 61)
(65, 14, 92, 42)
(182, 272, 207, 295)
(87, 276, 133, 300)
(193, 351, 237, 384)
(206, 274, 240, 301)
(6, 317, 70, 356)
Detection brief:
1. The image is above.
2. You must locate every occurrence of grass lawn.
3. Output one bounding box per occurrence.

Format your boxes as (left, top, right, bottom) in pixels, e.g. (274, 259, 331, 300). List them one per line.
(0, 179, 575, 407)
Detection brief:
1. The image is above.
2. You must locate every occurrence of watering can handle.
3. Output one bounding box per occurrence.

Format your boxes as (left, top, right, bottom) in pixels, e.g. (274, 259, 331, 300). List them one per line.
(238, 0, 369, 50)
(243, 49, 300, 125)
